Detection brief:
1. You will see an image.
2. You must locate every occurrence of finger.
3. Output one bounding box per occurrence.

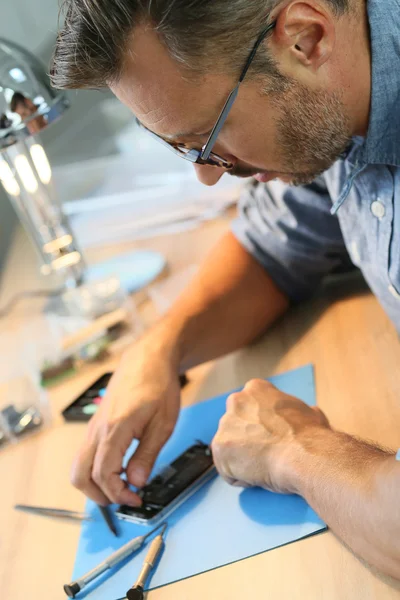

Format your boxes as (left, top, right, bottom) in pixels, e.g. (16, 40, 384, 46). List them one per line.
(231, 480, 252, 488)
(220, 473, 251, 488)
(312, 406, 330, 427)
(244, 378, 276, 396)
(216, 471, 251, 488)
(226, 392, 247, 413)
(92, 438, 142, 506)
(221, 474, 238, 486)
(126, 418, 174, 488)
(71, 443, 110, 506)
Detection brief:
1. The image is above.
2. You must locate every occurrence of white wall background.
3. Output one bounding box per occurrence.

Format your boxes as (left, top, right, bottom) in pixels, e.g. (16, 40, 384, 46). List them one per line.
(1, 0, 60, 57)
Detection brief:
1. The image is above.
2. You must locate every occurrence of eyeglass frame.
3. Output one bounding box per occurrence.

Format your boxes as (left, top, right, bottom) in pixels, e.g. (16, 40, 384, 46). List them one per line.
(135, 20, 277, 169)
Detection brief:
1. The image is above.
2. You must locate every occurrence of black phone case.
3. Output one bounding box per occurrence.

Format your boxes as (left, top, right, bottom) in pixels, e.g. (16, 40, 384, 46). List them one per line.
(62, 373, 189, 422)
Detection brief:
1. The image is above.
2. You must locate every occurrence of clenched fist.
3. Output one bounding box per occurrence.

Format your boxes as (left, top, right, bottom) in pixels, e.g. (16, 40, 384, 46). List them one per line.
(211, 379, 330, 494)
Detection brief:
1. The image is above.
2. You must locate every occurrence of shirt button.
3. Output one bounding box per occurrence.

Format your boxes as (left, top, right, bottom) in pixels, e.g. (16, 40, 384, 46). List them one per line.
(388, 285, 400, 300)
(371, 200, 385, 219)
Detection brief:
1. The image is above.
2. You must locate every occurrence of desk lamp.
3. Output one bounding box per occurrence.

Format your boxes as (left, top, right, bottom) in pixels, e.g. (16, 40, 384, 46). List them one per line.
(0, 38, 165, 292)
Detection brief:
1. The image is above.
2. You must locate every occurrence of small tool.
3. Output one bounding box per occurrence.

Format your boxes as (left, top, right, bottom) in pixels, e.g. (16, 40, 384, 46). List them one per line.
(0, 423, 7, 447)
(63, 522, 167, 598)
(2, 404, 43, 437)
(126, 523, 168, 600)
(14, 504, 92, 522)
(98, 504, 118, 537)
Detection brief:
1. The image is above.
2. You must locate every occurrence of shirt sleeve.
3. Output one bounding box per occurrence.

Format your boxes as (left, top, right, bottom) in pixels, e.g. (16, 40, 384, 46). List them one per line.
(231, 176, 353, 303)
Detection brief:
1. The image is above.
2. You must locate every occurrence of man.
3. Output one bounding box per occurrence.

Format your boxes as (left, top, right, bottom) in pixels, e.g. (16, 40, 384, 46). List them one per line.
(51, 0, 400, 579)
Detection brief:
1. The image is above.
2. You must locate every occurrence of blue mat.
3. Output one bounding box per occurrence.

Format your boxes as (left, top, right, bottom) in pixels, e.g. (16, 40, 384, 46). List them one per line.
(71, 365, 326, 598)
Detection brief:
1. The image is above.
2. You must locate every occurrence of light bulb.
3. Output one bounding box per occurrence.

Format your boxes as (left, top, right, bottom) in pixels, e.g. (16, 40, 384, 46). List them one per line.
(30, 144, 52, 185)
(0, 159, 20, 196)
(51, 251, 82, 270)
(15, 154, 38, 193)
(43, 234, 73, 253)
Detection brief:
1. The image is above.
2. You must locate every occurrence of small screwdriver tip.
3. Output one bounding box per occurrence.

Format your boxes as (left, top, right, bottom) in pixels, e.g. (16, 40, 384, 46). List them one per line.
(160, 522, 168, 535)
(98, 505, 119, 537)
(143, 521, 168, 542)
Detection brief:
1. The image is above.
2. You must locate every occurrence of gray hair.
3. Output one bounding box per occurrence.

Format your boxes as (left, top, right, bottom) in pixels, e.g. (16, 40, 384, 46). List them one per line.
(51, 0, 349, 90)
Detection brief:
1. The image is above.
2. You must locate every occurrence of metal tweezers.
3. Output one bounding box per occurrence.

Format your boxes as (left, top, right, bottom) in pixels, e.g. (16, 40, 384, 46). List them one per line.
(14, 504, 93, 521)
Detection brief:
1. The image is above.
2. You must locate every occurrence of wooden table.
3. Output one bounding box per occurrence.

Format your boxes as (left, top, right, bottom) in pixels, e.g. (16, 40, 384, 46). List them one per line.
(1, 213, 400, 600)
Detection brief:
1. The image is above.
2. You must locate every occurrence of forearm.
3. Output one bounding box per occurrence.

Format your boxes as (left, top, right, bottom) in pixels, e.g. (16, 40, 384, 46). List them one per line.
(149, 232, 289, 370)
(290, 429, 400, 578)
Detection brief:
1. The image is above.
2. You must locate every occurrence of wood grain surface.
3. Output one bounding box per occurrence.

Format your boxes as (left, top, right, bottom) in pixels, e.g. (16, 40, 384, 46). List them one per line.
(1, 213, 399, 600)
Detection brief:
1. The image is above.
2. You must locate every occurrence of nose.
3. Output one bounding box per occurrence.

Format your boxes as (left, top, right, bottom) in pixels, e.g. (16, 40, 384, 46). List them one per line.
(193, 163, 227, 186)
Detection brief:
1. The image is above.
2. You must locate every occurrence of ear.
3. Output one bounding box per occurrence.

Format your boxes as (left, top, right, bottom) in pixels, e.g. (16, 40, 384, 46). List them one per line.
(272, 1, 335, 71)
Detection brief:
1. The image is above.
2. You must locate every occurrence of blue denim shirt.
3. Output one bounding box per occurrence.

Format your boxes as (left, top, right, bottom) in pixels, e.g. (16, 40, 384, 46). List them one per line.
(232, 0, 400, 331)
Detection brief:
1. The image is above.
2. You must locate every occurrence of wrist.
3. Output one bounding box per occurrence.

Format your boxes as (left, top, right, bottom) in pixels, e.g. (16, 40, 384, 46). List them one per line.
(283, 426, 339, 496)
(281, 427, 393, 499)
(135, 314, 187, 371)
(268, 426, 340, 496)
(148, 309, 207, 373)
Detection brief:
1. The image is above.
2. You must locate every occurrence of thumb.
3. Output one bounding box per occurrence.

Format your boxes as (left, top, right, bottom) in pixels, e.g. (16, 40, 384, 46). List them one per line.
(126, 419, 174, 488)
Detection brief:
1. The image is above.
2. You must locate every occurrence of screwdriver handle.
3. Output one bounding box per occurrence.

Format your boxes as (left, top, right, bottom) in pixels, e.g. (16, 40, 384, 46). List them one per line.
(108, 537, 144, 567)
(133, 533, 164, 589)
(144, 533, 164, 566)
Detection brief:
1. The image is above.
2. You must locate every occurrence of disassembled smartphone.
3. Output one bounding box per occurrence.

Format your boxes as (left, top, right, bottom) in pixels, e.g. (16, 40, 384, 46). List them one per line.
(116, 442, 216, 525)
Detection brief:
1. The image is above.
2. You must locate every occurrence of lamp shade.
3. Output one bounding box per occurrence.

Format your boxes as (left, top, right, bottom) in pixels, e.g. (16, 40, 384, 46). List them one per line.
(0, 38, 69, 150)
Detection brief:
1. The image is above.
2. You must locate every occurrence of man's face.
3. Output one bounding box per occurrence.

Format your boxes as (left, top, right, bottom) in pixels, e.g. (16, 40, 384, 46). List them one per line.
(111, 25, 352, 187)
(14, 103, 31, 120)
(14, 98, 38, 120)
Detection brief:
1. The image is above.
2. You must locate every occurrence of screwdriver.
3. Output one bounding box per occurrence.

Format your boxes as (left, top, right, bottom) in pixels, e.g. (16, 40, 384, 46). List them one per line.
(126, 523, 168, 600)
(63, 522, 166, 598)
(98, 504, 119, 537)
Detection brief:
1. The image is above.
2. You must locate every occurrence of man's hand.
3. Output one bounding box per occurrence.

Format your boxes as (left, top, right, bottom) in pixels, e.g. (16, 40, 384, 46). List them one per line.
(70, 334, 181, 507)
(211, 379, 330, 494)
(212, 379, 400, 579)
(68, 233, 289, 508)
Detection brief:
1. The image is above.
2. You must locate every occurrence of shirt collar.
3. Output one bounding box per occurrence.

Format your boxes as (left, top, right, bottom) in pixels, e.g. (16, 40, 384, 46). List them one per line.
(359, 0, 400, 167)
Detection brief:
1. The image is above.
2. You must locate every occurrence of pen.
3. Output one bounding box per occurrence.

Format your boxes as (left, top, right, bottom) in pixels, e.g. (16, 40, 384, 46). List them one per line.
(63, 523, 166, 598)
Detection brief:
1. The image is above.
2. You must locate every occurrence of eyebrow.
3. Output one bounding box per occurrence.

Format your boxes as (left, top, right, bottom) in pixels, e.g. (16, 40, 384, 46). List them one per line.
(161, 129, 211, 142)
(136, 118, 211, 142)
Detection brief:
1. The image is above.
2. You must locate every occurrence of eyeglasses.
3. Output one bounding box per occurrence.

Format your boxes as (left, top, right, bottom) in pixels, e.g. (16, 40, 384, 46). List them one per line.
(136, 20, 277, 169)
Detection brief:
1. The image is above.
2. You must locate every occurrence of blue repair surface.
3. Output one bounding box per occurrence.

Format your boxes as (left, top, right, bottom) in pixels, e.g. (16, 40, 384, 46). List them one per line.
(71, 364, 326, 598)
